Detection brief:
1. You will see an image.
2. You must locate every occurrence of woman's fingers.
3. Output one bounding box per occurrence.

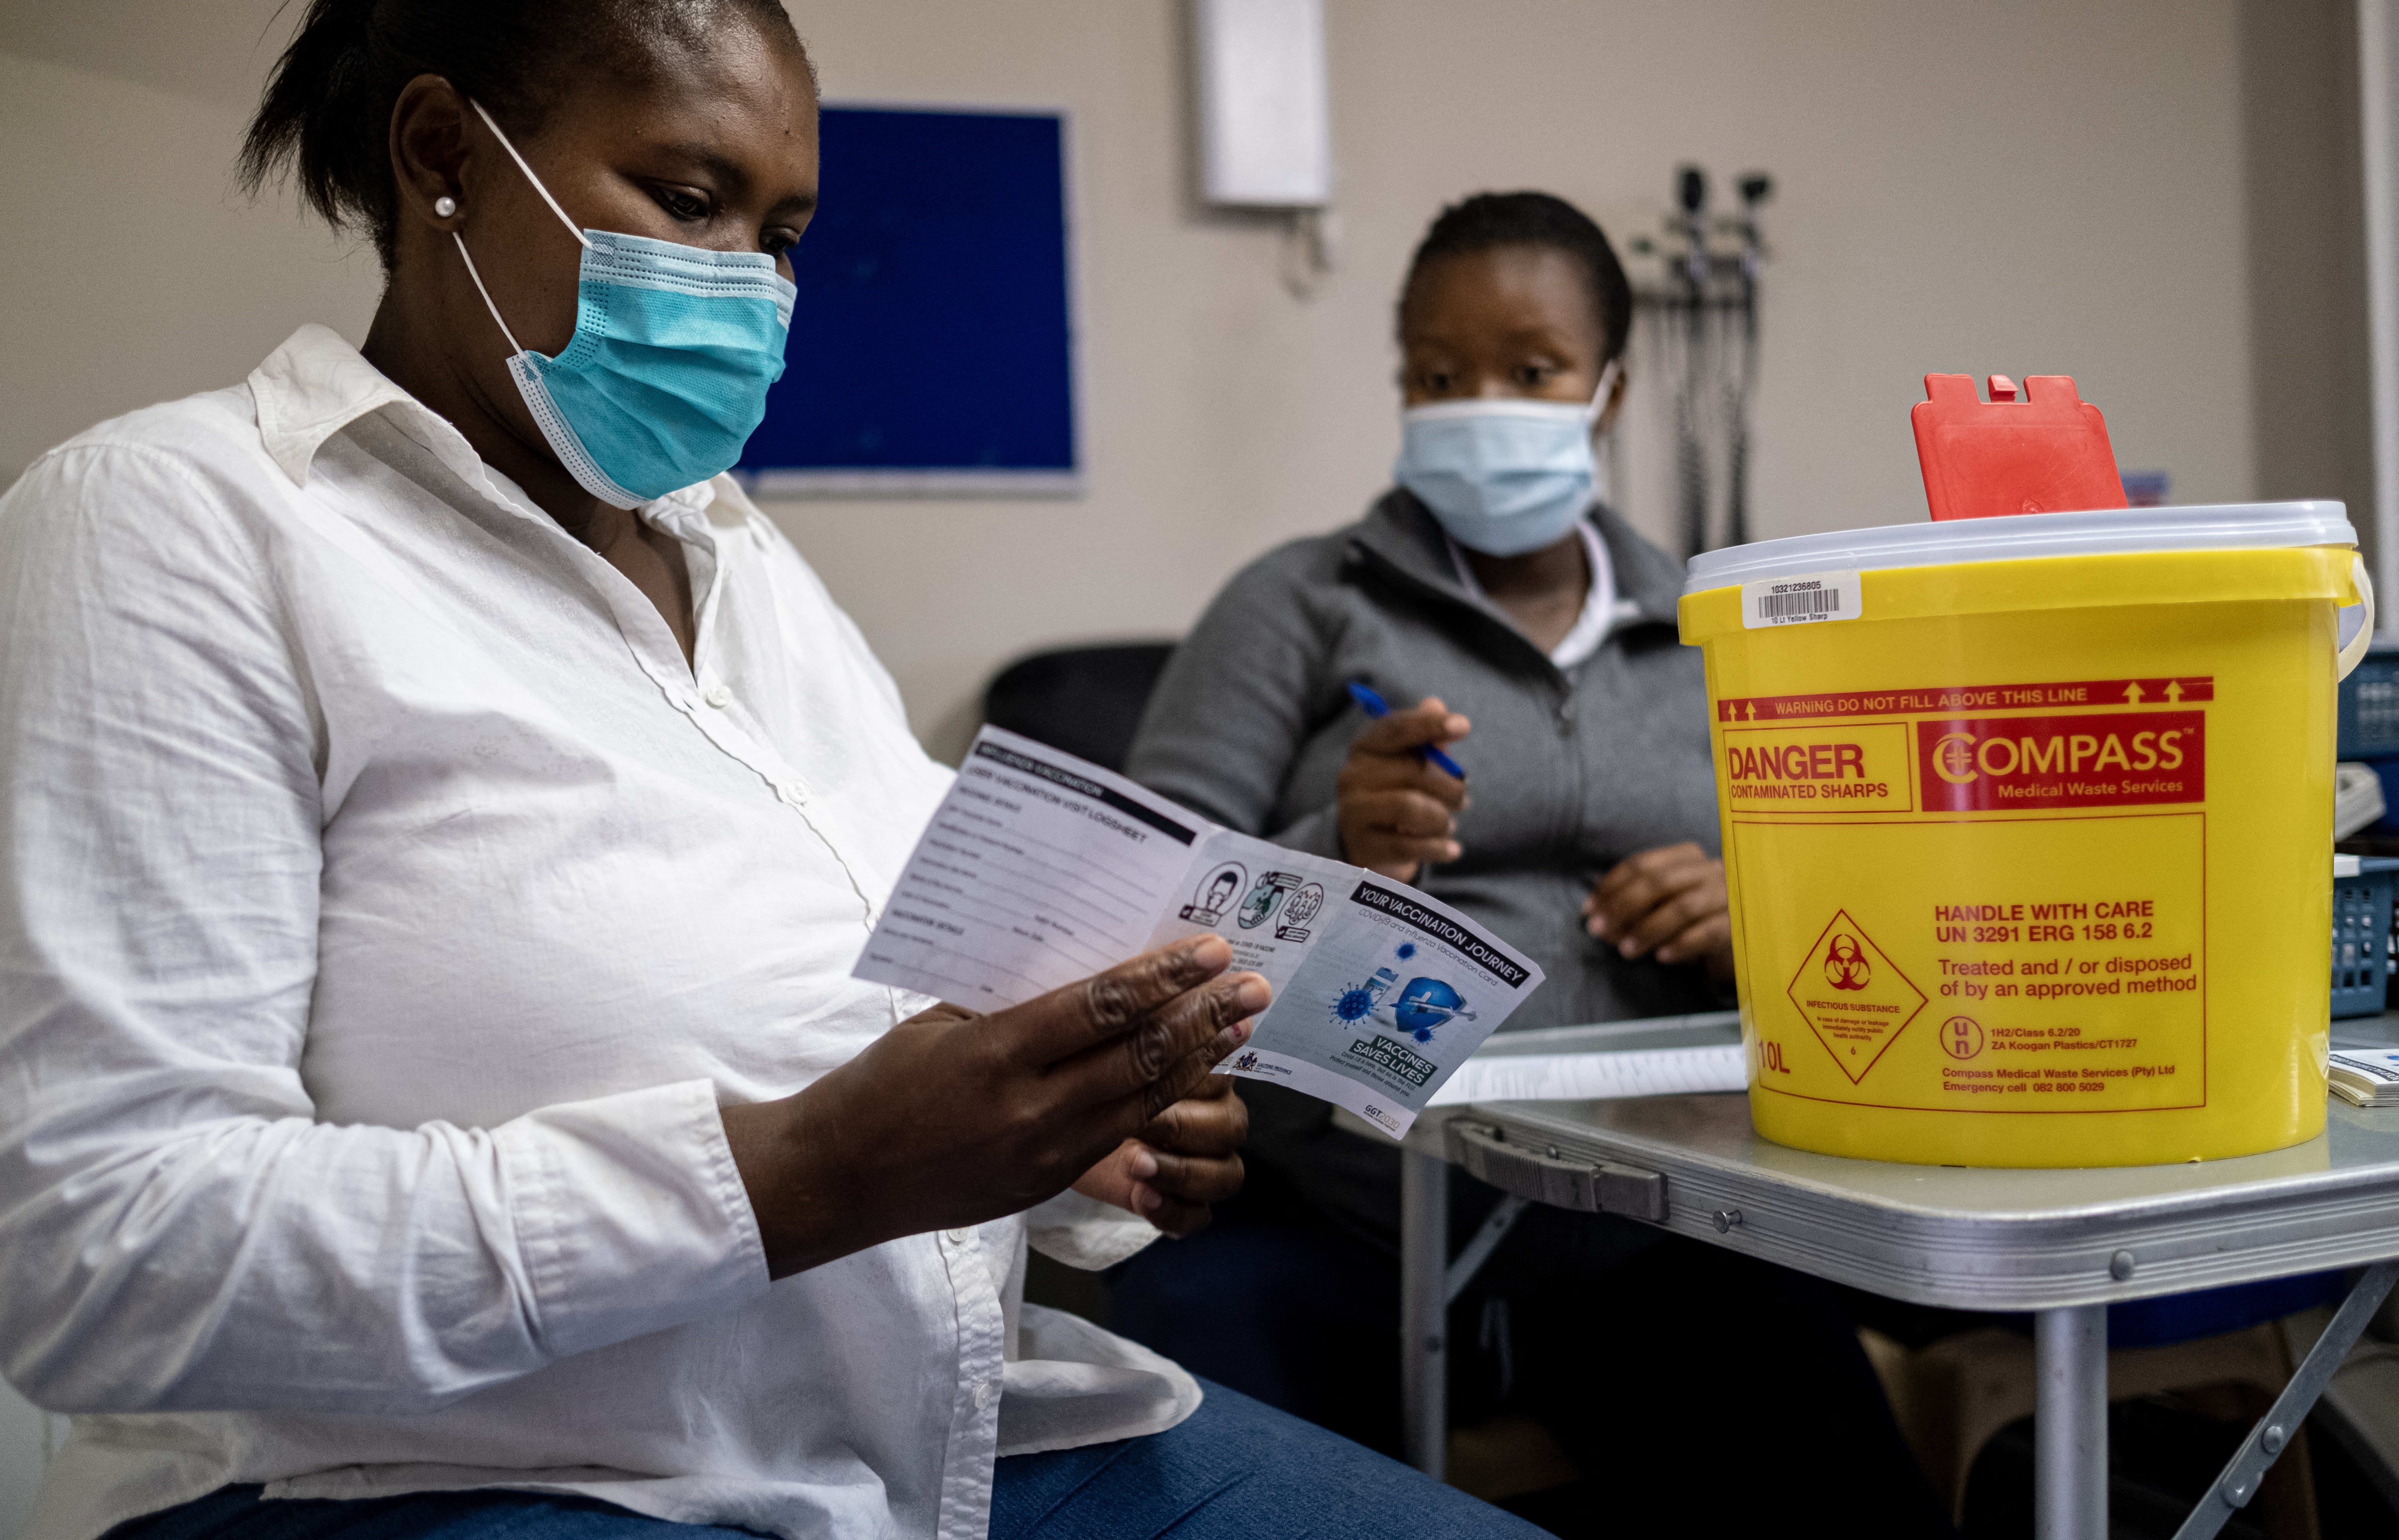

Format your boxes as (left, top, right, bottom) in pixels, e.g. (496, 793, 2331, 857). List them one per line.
(1344, 703, 1469, 812)
(1136, 1144, 1246, 1202)
(1338, 779, 1464, 876)
(750, 946, 1260, 1276)
(1353, 699, 1470, 758)
(1121, 1133, 1245, 1237)
(1337, 698, 1471, 876)
(1655, 911, 1734, 966)
(1587, 845, 1727, 960)
(1068, 1139, 1141, 1214)
(1091, 1078, 1250, 1233)
(1130, 1016, 1256, 1123)
(1617, 880, 1723, 956)
(1349, 788, 1459, 840)
(1612, 871, 1717, 953)
(1004, 936, 1235, 1068)
(1353, 833, 1460, 873)
(1590, 842, 1707, 908)
(1138, 1073, 1248, 1156)
(1136, 1189, 1220, 1238)
(1071, 1138, 1242, 1233)
(1344, 744, 1468, 806)
(1046, 970, 1268, 1111)
(1587, 844, 1710, 928)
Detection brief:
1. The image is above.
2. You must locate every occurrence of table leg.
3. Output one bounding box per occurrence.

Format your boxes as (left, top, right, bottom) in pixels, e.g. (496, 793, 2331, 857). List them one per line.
(2035, 1303, 2109, 1540)
(2170, 1256, 2399, 1540)
(1400, 1146, 1448, 1480)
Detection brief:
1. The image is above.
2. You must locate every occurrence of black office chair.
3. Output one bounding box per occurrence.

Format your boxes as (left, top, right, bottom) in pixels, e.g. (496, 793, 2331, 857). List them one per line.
(980, 642, 1180, 774)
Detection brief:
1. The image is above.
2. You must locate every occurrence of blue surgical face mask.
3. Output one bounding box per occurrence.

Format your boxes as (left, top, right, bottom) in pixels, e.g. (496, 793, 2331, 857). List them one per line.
(452, 100, 796, 509)
(1393, 361, 1620, 556)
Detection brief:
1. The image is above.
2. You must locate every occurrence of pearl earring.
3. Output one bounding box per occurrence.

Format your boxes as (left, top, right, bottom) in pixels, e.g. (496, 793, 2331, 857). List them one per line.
(434, 196, 458, 217)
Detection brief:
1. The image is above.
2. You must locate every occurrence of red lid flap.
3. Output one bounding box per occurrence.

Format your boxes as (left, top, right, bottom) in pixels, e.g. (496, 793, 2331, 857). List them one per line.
(1910, 373, 2126, 522)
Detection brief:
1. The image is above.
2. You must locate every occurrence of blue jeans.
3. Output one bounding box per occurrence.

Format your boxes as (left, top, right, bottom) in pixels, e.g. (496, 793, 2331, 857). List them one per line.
(105, 1381, 1544, 1540)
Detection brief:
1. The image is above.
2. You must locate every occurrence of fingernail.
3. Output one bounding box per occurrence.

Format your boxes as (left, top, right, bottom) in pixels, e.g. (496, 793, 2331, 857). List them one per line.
(1619, 939, 1640, 958)
(1127, 1147, 1159, 1180)
(1183, 935, 1229, 967)
(1135, 1185, 1163, 1215)
(1214, 1018, 1255, 1056)
(1587, 917, 1607, 938)
(1235, 976, 1271, 1014)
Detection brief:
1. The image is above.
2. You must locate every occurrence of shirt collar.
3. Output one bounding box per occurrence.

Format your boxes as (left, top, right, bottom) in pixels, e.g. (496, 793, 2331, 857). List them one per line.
(1444, 521, 1631, 669)
(246, 323, 719, 527)
(1355, 491, 1679, 619)
(249, 324, 432, 487)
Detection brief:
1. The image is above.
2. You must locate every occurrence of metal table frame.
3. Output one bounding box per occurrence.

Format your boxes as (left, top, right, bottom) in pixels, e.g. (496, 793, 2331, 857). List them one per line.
(1379, 1013, 2399, 1540)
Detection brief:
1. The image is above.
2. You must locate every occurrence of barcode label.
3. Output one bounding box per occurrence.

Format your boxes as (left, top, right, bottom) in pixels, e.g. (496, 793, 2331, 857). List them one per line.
(1760, 589, 1839, 619)
(1742, 570, 1863, 630)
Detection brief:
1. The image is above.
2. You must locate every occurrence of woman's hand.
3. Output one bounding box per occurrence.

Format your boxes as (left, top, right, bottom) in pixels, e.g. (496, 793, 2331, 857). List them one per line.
(722, 936, 1268, 1277)
(1336, 697, 1471, 881)
(1583, 843, 1734, 975)
(1072, 1074, 1247, 1237)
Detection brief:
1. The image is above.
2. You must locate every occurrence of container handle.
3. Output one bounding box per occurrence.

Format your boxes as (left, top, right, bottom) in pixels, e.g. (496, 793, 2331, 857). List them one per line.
(2339, 554, 2377, 680)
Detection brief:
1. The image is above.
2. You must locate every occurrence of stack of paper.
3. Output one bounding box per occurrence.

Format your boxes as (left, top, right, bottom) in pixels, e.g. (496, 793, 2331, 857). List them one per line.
(1427, 1042, 1747, 1106)
(2331, 1048, 2399, 1108)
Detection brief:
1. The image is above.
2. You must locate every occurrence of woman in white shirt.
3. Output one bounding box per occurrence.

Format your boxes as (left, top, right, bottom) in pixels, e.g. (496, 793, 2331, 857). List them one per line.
(0, 3, 1545, 1538)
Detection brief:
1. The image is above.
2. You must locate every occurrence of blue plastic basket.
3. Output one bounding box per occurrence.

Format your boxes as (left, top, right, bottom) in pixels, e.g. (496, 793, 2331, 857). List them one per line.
(2332, 856, 2399, 1018)
(2338, 640, 2399, 758)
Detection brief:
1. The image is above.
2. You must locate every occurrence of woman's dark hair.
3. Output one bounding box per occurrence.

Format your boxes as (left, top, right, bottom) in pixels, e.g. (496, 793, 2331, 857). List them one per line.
(1399, 191, 1634, 365)
(240, 0, 807, 269)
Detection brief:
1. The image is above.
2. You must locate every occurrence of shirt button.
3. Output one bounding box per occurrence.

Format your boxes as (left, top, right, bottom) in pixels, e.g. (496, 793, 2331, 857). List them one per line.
(703, 682, 733, 709)
(944, 1227, 973, 1246)
(973, 1380, 994, 1410)
(777, 781, 809, 807)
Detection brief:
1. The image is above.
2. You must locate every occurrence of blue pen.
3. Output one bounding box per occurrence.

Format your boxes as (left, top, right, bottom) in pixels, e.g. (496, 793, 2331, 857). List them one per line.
(1346, 679, 1468, 781)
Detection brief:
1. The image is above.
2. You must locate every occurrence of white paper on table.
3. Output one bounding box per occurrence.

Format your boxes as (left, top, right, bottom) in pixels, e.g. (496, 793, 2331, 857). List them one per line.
(1427, 1043, 1749, 1106)
(2331, 1049, 2399, 1084)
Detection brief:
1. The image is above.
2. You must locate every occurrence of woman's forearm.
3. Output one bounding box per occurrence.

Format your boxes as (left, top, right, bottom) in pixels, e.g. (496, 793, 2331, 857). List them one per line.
(0, 1083, 768, 1414)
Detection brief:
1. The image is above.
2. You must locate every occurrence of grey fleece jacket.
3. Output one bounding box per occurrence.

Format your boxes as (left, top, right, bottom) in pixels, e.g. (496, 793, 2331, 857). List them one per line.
(1126, 491, 1725, 1246)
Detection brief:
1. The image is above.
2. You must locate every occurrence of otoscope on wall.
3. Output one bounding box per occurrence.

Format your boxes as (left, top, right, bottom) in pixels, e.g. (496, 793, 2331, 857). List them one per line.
(1631, 165, 1773, 558)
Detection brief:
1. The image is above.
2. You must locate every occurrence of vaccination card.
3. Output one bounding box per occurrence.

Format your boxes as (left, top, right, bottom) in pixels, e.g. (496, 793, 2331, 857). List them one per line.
(852, 727, 1546, 1136)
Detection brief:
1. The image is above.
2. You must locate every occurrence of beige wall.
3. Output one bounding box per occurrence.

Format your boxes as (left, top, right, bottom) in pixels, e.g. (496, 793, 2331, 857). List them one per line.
(2, 0, 2263, 752)
(0, 47, 382, 477)
(2242, 0, 2376, 524)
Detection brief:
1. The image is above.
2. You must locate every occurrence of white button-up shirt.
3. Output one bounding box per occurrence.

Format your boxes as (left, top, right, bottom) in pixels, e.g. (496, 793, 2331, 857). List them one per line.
(0, 326, 1197, 1540)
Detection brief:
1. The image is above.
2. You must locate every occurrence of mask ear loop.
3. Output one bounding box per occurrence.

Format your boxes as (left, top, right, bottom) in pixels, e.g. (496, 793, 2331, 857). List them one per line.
(1586, 358, 1624, 421)
(449, 96, 597, 359)
(453, 231, 525, 356)
(466, 98, 594, 251)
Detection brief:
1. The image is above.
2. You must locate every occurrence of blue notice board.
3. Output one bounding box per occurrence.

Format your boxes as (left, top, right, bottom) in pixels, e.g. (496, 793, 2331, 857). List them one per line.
(738, 106, 1078, 497)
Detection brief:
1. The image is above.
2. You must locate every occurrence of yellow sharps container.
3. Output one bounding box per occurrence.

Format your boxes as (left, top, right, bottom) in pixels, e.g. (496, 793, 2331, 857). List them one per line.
(1677, 503, 2372, 1166)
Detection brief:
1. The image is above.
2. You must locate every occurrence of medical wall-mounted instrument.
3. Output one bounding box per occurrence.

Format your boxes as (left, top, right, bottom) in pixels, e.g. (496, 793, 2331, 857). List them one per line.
(1629, 165, 1772, 557)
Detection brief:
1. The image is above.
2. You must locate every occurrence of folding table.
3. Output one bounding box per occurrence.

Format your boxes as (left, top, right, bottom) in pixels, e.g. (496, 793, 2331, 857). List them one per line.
(1374, 1012, 2399, 1539)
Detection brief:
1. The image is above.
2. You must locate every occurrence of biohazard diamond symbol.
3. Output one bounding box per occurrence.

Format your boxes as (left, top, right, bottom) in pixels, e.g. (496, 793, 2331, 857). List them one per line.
(1785, 909, 1927, 1084)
